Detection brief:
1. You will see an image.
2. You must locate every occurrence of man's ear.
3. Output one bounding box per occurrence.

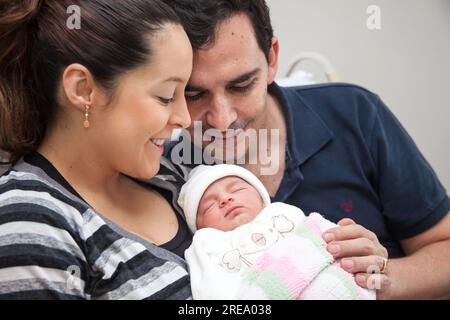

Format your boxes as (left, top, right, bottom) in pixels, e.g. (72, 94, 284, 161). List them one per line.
(267, 36, 280, 85)
(61, 63, 97, 112)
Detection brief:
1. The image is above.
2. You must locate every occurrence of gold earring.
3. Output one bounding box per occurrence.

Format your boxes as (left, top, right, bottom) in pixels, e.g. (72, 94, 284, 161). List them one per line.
(83, 105, 90, 129)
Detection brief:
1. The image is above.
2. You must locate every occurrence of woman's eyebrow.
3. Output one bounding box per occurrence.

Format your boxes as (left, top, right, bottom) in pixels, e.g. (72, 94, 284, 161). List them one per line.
(162, 77, 184, 83)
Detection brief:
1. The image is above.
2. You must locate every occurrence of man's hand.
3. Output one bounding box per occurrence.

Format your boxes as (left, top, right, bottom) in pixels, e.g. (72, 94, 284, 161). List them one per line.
(322, 218, 391, 292)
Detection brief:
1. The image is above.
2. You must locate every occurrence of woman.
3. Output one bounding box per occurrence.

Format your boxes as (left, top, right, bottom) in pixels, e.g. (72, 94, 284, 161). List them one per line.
(0, 0, 193, 299)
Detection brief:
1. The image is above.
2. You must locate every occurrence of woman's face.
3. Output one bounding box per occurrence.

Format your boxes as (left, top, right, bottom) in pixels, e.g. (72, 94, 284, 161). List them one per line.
(92, 23, 193, 179)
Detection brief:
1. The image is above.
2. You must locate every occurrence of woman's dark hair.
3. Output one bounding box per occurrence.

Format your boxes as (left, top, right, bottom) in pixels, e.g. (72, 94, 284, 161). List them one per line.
(0, 0, 180, 164)
(165, 0, 274, 60)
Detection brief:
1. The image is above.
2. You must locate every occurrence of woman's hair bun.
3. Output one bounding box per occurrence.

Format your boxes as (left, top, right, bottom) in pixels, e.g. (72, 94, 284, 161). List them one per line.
(0, 0, 42, 63)
(0, 0, 43, 163)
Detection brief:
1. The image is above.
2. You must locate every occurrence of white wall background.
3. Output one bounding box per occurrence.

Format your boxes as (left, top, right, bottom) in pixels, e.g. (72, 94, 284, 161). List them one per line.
(268, 0, 450, 191)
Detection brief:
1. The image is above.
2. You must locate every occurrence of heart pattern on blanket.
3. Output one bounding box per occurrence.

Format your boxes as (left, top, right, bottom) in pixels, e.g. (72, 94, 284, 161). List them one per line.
(251, 233, 267, 247)
(222, 249, 242, 272)
(272, 215, 295, 233)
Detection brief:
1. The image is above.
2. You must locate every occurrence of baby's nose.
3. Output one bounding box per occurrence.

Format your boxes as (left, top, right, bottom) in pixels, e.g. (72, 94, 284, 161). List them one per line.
(219, 196, 234, 208)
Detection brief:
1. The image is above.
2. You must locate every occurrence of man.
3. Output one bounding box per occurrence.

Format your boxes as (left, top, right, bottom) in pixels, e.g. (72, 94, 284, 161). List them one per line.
(165, 0, 450, 299)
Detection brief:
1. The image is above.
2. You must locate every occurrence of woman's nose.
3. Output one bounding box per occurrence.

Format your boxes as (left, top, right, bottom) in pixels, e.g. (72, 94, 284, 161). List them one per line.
(219, 196, 234, 208)
(170, 97, 192, 129)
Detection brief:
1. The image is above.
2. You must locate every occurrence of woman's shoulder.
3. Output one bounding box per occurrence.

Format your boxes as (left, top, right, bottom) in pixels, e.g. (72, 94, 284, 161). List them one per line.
(0, 167, 192, 300)
(0, 167, 88, 251)
(0, 167, 87, 222)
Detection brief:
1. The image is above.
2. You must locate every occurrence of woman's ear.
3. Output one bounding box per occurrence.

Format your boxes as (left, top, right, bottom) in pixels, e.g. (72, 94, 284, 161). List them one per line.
(62, 63, 96, 112)
(267, 36, 280, 85)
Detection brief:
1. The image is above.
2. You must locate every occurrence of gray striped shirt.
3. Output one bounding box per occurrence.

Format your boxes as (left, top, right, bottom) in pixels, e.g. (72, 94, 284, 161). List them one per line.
(0, 156, 192, 300)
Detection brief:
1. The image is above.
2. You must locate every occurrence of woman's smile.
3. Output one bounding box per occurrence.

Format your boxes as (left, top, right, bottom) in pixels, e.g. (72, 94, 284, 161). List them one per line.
(149, 138, 166, 154)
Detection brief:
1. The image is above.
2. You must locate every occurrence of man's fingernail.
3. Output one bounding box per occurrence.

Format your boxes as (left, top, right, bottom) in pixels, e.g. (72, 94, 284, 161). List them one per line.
(323, 233, 335, 242)
(328, 244, 340, 254)
(342, 259, 354, 269)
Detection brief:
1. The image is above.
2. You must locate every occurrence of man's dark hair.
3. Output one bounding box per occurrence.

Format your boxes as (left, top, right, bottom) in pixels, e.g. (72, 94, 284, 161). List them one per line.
(165, 0, 274, 60)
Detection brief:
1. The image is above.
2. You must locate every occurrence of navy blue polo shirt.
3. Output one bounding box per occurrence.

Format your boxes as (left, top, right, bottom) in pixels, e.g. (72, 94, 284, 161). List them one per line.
(271, 82, 450, 257)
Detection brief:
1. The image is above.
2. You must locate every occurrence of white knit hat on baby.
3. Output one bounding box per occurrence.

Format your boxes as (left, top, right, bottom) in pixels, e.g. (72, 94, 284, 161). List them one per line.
(178, 164, 272, 233)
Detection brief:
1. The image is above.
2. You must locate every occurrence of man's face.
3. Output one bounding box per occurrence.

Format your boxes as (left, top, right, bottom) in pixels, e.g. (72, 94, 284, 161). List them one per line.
(184, 14, 279, 161)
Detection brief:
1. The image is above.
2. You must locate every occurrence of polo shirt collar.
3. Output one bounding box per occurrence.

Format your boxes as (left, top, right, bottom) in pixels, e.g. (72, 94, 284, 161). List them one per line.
(269, 82, 334, 169)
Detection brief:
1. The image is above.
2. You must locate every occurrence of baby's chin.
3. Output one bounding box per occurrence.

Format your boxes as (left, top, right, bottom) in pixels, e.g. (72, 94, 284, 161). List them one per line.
(230, 212, 255, 227)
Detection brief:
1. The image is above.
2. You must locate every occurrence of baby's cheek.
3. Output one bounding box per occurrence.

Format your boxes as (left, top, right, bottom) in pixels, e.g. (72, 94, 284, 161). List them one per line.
(196, 212, 208, 229)
(198, 210, 221, 229)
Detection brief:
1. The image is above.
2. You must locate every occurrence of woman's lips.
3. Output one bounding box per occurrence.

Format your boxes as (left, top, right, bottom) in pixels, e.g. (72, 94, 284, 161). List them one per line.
(224, 205, 244, 218)
(149, 139, 165, 154)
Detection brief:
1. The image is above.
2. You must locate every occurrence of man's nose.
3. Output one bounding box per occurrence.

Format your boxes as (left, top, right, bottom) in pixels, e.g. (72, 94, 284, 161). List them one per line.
(219, 196, 234, 208)
(206, 96, 238, 131)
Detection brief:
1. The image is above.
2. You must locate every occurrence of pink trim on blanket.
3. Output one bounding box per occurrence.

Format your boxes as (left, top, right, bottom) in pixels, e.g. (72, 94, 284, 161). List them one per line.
(254, 254, 308, 299)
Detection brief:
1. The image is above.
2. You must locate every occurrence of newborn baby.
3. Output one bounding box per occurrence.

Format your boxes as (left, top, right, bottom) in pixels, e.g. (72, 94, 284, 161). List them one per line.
(178, 164, 376, 300)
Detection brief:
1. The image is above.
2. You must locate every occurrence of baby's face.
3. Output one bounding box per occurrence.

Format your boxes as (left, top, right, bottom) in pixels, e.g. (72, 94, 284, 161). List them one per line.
(196, 177, 265, 231)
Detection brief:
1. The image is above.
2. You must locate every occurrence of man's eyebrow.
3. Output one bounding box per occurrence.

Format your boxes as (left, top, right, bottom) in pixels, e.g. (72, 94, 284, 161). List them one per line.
(227, 68, 260, 87)
(186, 68, 261, 92)
(185, 84, 205, 92)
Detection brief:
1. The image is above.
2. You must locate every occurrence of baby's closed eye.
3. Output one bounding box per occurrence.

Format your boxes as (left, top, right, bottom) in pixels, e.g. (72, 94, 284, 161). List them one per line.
(201, 201, 216, 215)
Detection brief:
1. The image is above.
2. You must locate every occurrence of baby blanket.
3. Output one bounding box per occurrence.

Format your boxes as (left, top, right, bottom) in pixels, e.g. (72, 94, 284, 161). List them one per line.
(185, 202, 376, 300)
